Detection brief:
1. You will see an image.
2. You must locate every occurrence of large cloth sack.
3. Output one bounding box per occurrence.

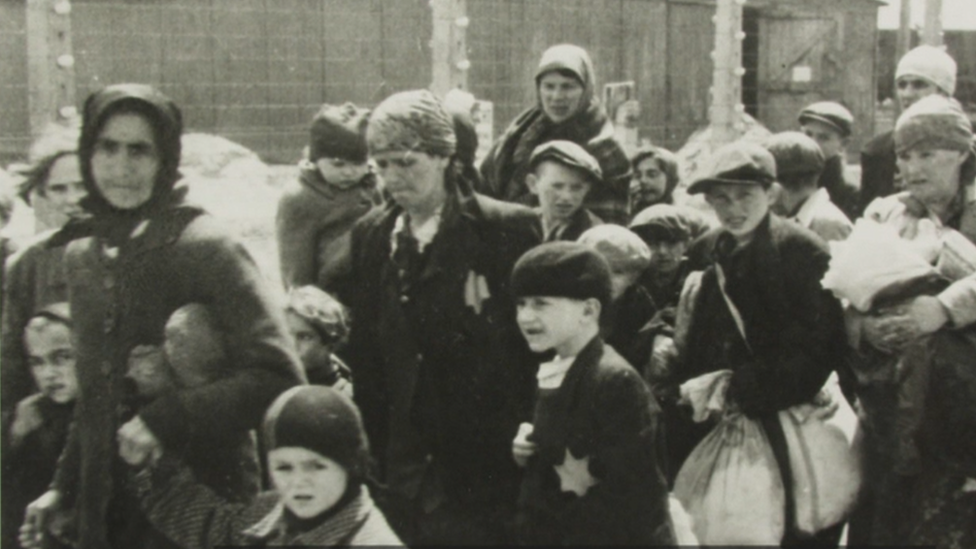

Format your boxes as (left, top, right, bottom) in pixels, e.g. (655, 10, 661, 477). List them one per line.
(779, 373, 863, 535)
(674, 412, 786, 545)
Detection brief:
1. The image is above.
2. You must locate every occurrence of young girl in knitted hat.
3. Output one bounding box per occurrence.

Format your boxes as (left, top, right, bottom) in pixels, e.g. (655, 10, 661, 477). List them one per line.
(276, 103, 383, 291)
(127, 385, 401, 547)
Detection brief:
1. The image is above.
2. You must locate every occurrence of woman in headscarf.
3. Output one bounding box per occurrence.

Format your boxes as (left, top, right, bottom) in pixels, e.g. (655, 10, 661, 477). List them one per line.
(478, 44, 631, 224)
(18, 84, 304, 549)
(846, 95, 976, 548)
(628, 145, 681, 215)
(335, 89, 540, 545)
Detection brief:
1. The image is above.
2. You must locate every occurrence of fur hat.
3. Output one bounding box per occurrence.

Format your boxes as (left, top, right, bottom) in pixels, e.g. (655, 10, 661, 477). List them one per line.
(511, 241, 613, 307)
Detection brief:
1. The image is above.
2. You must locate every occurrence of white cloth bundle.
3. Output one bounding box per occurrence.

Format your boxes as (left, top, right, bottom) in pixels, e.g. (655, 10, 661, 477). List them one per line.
(821, 219, 939, 312)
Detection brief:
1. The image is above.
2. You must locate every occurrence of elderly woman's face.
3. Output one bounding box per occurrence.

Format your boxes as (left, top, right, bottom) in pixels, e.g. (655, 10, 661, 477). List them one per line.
(91, 113, 161, 209)
(538, 72, 584, 124)
(897, 147, 968, 206)
(373, 150, 450, 212)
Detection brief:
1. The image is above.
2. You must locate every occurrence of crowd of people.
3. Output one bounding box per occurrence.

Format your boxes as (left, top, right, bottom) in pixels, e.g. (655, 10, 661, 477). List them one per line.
(0, 41, 974, 548)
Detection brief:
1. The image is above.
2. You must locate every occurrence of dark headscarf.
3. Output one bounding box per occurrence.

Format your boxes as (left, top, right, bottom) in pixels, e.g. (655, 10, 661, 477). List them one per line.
(52, 84, 195, 247)
(478, 44, 630, 223)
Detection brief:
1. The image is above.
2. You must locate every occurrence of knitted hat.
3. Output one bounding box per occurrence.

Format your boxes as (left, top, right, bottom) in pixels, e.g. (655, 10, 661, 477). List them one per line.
(763, 131, 825, 180)
(366, 90, 456, 157)
(286, 286, 350, 345)
(577, 225, 651, 275)
(511, 241, 613, 307)
(529, 140, 603, 185)
(896, 45, 957, 96)
(629, 204, 712, 243)
(308, 103, 370, 163)
(798, 102, 854, 137)
(687, 141, 777, 194)
(894, 95, 974, 155)
(263, 385, 371, 481)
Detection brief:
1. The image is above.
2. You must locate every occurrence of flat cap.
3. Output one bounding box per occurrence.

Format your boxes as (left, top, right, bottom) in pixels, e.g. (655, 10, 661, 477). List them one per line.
(529, 140, 603, 185)
(687, 141, 777, 195)
(798, 101, 854, 137)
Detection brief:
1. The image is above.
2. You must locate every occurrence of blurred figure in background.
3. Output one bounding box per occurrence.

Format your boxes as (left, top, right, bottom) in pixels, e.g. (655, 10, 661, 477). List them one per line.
(798, 101, 860, 220)
(628, 145, 681, 216)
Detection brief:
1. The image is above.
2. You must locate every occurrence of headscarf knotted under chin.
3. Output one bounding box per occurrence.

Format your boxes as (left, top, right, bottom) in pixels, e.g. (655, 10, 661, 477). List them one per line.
(366, 90, 456, 158)
(62, 83, 191, 247)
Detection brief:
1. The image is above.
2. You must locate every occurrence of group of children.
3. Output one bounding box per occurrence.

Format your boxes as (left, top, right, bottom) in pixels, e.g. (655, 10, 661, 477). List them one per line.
(1, 77, 869, 548)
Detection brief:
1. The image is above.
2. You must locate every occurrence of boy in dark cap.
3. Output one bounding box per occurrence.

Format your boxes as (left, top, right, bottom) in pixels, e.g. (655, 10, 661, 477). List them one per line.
(662, 141, 848, 544)
(527, 140, 604, 241)
(276, 103, 383, 290)
(510, 241, 675, 546)
(764, 131, 853, 242)
(798, 101, 860, 219)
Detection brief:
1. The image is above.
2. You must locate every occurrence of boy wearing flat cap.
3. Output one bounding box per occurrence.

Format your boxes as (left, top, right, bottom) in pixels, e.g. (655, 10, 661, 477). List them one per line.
(764, 131, 853, 242)
(510, 241, 675, 546)
(527, 140, 604, 242)
(799, 101, 860, 219)
(664, 141, 848, 543)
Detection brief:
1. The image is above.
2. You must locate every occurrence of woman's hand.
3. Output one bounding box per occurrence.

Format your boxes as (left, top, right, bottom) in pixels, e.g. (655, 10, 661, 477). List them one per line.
(863, 296, 949, 353)
(19, 490, 61, 549)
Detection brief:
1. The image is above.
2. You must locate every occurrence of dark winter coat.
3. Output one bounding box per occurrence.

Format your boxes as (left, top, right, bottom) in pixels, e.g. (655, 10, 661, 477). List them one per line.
(1, 395, 74, 549)
(603, 283, 658, 374)
(275, 162, 381, 290)
(1, 231, 69, 417)
(538, 206, 603, 242)
(338, 179, 540, 513)
(819, 155, 860, 222)
(477, 47, 631, 224)
(516, 337, 675, 546)
(52, 84, 305, 549)
(135, 460, 401, 547)
(858, 130, 897, 217)
(664, 214, 846, 516)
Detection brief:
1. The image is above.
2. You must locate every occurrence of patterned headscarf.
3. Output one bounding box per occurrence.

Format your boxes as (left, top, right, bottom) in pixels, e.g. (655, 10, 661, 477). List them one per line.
(366, 90, 456, 157)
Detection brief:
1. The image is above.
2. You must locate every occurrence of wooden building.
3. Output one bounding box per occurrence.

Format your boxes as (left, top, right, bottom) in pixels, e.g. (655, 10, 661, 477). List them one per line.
(0, 0, 882, 163)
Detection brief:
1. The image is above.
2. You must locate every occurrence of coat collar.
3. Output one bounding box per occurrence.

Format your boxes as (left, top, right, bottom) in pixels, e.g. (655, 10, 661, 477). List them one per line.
(538, 336, 604, 445)
(241, 487, 374, 546)
(793, 188, 831, 229)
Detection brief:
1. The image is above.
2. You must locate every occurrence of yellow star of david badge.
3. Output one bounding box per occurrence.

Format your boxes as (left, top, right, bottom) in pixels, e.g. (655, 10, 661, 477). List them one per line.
(554, 447, 599, 496)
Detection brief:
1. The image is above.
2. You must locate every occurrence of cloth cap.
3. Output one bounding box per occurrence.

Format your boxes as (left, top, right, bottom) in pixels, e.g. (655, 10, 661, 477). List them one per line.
(286, 286, 350, 344)
(763, 131, 825, 180)
(366, 90, 456, 157)
(896, 45, 957, 96)
(894, 95, 974, 155)
(687, 141, 777, 194)
(511, 241, 613, 307)
(263, 385, 370, 481)
(529, 140, 603, 185)
(798, 102, 854, 137)
(629, 204, 712, 243)
(308, 103, 370, 163)
(577, 225, 651, 275)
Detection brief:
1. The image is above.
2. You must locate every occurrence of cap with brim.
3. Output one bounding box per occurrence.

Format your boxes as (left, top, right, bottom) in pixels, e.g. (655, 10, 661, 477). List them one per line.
(798, 102, 854, 138)
(529, 140, 603, 186)
(687, 141, 777, 195)
(764, 131, 825, 179)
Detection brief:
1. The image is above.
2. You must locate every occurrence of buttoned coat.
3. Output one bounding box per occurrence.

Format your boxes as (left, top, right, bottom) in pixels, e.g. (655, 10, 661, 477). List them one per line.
(516, 337, 675, 546)
(339, 183, 540, 510)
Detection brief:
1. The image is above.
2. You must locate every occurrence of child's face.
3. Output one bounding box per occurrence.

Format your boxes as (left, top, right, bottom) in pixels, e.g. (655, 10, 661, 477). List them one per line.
(315, 157, 369, 186)
(25, 322, 78, 404)
(269, 446, 349, 519)
(528, 161, 591, 224)
(609, 268, 640, 302)
(647, 238, 689, 275)
(286, 312, 333, 371)
(704, 183, 772, 241)
(516, 296, 593, 356)
(800, 120, 847, 160)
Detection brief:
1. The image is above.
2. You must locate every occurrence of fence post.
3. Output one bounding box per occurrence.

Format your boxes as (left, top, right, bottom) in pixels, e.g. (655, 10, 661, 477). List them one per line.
(26, 0, 77, 139)
(430, 0, 469, 97)
(922, 0, 943, 47)
(709, 0, 746, 147)
(897, 0, 913, 60)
